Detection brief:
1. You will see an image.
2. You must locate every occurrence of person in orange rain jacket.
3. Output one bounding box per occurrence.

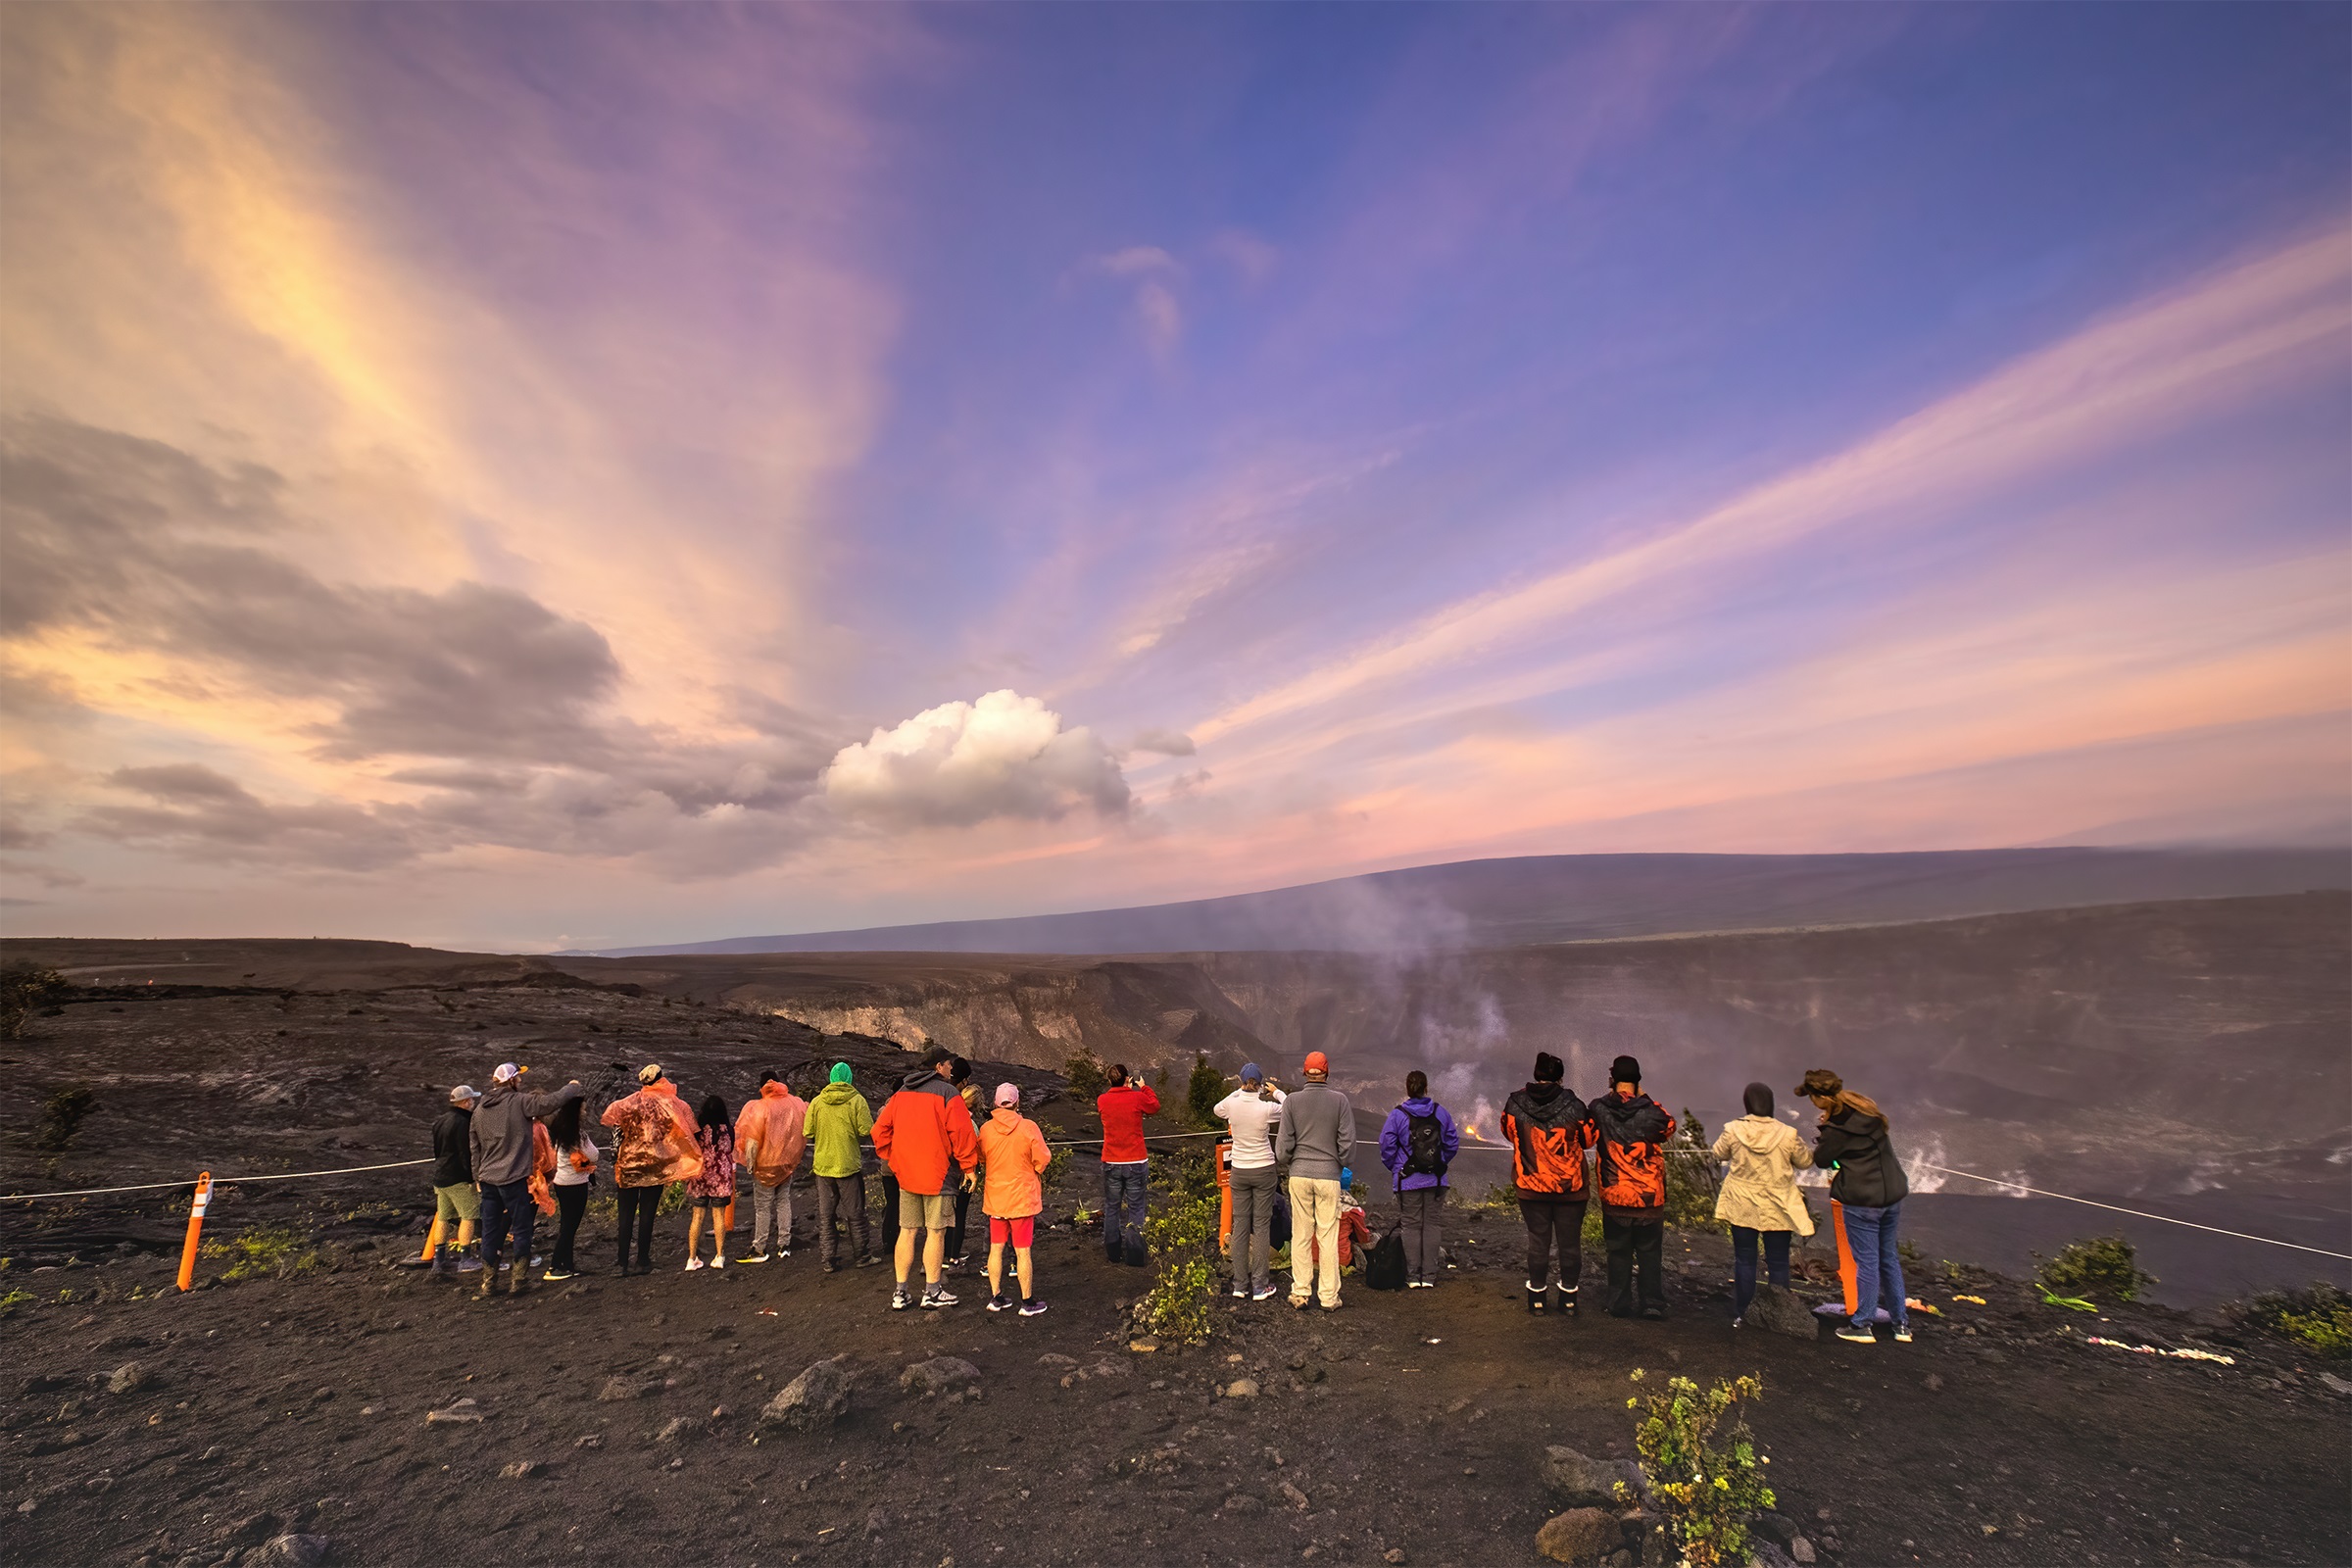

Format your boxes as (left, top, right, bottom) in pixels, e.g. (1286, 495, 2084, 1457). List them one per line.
(1501, 1051, 1596, 1316)
(600, 1063, 702, 1276)
(1591, 1054, 1676, 1321)
(735, 1072, 808, 1263)
(977, 1082, 1054, 1316)
(872, 1047, 980, 1311)
(526, 1120, 559, 1219)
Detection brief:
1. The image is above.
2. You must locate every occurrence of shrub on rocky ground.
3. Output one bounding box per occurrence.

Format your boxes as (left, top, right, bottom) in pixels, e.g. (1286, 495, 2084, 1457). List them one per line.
(1063, 1050, 1106, 1101)
(32, 1085, 97, 1152)
(1622, 1369, 1774, 1568)
(202, 1226, 319, 1283)
(2241, 1284, 2352, 1358)
(2035, 1235, 2155, 1304)
(1136, 1151, 1220, 1345)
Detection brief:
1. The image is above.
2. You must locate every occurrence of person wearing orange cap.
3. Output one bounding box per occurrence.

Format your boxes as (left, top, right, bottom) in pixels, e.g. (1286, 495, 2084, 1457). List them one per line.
(1273, 1051, 1355, 1311)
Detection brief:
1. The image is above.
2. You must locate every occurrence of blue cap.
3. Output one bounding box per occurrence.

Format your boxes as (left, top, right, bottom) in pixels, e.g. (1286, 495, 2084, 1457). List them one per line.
(1240, 1062, 1262, 1083)
(1340, 1166, 1353, 1188)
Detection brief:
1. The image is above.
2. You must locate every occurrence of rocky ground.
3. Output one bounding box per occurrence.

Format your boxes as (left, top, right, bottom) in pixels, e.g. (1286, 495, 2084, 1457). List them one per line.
(3, 976, 2348, 1567)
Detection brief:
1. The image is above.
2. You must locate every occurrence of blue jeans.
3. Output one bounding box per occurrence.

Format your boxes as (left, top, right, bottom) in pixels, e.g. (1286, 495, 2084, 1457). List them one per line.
(1841, 1200, 1907, 1331)
(1102, 1161, 1149, 1258)
(1730, 1226, 1791, 1317)
(478, 1179, 536, 1274)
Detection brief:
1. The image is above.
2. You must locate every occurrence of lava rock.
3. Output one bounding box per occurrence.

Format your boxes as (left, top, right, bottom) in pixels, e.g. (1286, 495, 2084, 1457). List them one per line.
(499, 1460, 540, 1480)
(1535, 1507, 1619, 1564)
(1790, 1537, 1817, 1564)
(1223, 1379, 1260, 1399)
(251, 1536, 331, 1566)
(1746, 1284, 1818, 1340)
(1279, 1481, 1310, 1511)
(424, 1398, 483, 1425)
(762, 1355, 854, 1431)
(900, 1356, 982, 1397)
(1752, 1512, 1797, 1546)
(597, 1375, 658, 1402)
(106, 1363, 149, 1396)
(655, 1416, 694, 1444)
(1540, 1446, 1643, 1507)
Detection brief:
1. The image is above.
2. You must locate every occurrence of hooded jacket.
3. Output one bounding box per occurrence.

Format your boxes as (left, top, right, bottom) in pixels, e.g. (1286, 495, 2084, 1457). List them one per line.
(1710, 1114, 1814, 1235)
(431, 1107, 474, 1188)
(1097, 1083, 1161, 1163)
(978, 1106, 1052, 1220)
(1813, 1105, 1908, 1209)
(735, 1082, 809, 1188)
(1500, 1083, 1595, 1200)
(1378, 1097, 1461, 1192)
(805, 1081, 874, 1179)
(1273, 1081, 1355, 1181)
(1591, 1088, 1676, 1217)
(468, 1078, 586, 1187)
(599, 1080, 704, 1189)
(872, 1065, 980, 1198)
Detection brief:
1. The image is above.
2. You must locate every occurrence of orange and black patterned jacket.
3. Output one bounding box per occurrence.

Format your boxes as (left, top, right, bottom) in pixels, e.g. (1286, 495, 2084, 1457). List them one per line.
(1500, 1083, 1595, 1200)
(1591, 1089, 1676, 1216)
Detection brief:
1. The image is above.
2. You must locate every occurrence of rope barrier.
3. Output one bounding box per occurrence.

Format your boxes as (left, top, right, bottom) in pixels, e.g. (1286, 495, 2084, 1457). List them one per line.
(1911, 1162, 2352, 1261)
(2, 1157, 431, 1202)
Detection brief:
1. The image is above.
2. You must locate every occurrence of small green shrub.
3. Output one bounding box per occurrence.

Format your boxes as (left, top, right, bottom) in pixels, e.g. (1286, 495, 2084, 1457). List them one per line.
(2243, 1284, 2352, 1358)
(31, 1086, 97, 1152)
(1621, 1369, 1775, 1568)
(1136, 1178, 1219, 1345)
(2035, 1235, 2154, 1303)
(1186, 1053, 1224, 1129)
(1063, 1050, 1106, 1102)
(0, 1288, 32, 1318)
(1465, 1182, 1518, 1218)
(1661, 1107, 1721, 1229)
(0, 967, 68, 1041)
(201, 1226, 318, 1283)
(1043, 1146, 1072, 1190)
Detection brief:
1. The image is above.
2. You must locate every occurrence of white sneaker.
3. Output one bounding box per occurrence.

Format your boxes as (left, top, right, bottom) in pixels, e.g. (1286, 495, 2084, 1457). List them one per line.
(1835, 1325, 1876, 1345)
(711, 1254, 727, 1270)
(684, 1257, 705, 1272)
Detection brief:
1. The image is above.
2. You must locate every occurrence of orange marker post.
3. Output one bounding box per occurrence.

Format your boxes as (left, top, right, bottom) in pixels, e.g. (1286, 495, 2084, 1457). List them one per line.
(421, 1215, 448, 1262)
(176, 1172, 213, 1292)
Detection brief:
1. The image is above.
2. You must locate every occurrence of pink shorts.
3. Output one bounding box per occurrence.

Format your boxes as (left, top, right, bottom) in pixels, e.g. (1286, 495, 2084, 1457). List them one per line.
(988, 1216, 1036, 1248)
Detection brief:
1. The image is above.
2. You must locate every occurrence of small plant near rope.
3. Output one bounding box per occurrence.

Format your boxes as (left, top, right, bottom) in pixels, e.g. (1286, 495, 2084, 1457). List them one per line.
(201, 1225, 319, 1283)
(31, 1085, 97, 1152)
(1618, 1369, 1774, 1568)
(2035, 1234, 2155, 1304)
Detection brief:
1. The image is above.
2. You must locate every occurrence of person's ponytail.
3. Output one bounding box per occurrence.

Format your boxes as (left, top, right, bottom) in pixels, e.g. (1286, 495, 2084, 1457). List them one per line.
(1834, 1089, 1888, 1128)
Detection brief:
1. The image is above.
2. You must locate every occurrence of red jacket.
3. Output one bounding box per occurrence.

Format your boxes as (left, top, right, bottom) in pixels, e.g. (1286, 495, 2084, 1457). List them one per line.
(872, 1068, 980, 1197)
(1098, 1083, 1161, 1163)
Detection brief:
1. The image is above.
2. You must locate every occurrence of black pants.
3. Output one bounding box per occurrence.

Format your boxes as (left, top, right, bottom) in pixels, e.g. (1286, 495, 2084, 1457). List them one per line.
(880, 1171, 901, 1251)
(616, 1184, 661, 1271)
(1731, 1225, 1792, 1317)
(479, 1179, 535, 1274)
(1603, 1214, 1664, 1315)
(552, 1182, 589, 1274)
(815, 1173, 872, 1263)
(946, 1185, 971, 1261)
(1520, 1196, 1584, 1291)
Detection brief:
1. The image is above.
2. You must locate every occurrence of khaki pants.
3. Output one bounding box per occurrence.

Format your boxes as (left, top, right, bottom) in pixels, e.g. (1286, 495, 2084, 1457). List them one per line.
(1288, 1176, 1343, 1307)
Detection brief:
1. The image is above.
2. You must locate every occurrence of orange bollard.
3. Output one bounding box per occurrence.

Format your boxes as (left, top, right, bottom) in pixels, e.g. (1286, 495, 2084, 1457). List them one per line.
(421, 1214, 448, 1262)
(176, 1172, 213, 1292)
(1216, 1143, 1233, 1252)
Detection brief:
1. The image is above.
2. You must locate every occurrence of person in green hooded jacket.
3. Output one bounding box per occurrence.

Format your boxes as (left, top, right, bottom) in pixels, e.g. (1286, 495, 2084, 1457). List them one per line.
(807, 1062, 879, 1271)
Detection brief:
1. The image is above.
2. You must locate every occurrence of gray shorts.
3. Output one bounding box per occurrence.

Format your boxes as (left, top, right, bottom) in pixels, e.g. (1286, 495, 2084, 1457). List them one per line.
(898, 1189, 953, 1230)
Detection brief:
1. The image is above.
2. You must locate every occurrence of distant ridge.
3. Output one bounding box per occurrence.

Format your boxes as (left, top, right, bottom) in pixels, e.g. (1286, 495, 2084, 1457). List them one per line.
(588, 847, 2350, 956)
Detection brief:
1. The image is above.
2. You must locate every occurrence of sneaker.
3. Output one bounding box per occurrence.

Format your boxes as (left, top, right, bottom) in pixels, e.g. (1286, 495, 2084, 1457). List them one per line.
(1893, 1326, 1914, 1344)
(1232, 1285, 1249, 1298)
(1251, 1286, 1278, 1302)
(1640, 1304, 1667, 1322)
(1018, 1298, 1049, 1317)
(1731, 1315, 1744, 1329)
(456, 1254, 484, 1274)
(921, 1285, 958, 1309)
(737, 1251, 769, 1265)
(891, 1286, 913, 1311)
(1408, 1279, 1435, 1290)
(710, 1254, 727, 1270)
(857, 1254, 883, 1269)
(987, 1293, 1011, 1312)
(777, 1248, 792, 1258)
(542, 1268, 574, 1283)
(1319, 1299, 1343, 1312)
(822, 1259, 840, 1274)
(1835, 1325, 1878, 1345)
(685, 1257, 706, 1272)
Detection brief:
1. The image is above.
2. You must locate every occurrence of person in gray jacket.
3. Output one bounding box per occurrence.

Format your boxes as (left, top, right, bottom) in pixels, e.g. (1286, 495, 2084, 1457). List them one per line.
(468, 1061, 585, 1298)
(1273, 1051, 1355, 1311)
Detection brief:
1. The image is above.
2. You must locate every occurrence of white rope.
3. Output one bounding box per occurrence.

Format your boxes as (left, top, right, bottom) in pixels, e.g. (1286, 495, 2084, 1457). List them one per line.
(1912, 1162, 2352, 1261)
(2, 1157, 432, 1202)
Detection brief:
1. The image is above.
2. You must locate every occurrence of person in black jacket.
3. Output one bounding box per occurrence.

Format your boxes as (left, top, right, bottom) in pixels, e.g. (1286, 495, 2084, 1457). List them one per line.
(1591, 1054, 1676, 1320)
(1499, 1053, 1594, 1316)
(428, 1086, 484, 1275)
(1798, 1068, 1911, 1346)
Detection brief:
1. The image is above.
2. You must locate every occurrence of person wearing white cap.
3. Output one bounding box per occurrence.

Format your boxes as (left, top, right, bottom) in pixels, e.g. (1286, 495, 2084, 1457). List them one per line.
(427, 1085, 484, 1275)
(468, 1061, 585, 1298)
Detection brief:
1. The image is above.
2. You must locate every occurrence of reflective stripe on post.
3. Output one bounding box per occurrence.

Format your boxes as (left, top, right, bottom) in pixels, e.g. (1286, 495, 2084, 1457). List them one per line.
(176, 1172, 213, 1292)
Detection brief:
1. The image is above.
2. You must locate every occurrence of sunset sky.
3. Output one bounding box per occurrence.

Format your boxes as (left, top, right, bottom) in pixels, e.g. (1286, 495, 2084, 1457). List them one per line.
(2, 4, 2346, 950)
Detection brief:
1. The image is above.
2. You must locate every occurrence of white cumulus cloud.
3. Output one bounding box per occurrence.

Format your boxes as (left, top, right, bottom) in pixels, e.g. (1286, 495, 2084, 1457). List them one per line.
(823, 690, 1131, 828)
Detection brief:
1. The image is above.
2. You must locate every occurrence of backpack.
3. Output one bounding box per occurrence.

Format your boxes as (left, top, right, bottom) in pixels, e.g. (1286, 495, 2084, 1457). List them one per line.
(1402, 1109, 1448, 1180)
(1364, 1226, 1409, 1291)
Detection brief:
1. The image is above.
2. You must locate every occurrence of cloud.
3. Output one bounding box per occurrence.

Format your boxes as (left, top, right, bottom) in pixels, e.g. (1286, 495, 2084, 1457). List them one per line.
(1078, 245, 1186, 358)
(824, 690, 1130, 828)
(1129, 728, 1196, 757)
(83, 763, 431, 871)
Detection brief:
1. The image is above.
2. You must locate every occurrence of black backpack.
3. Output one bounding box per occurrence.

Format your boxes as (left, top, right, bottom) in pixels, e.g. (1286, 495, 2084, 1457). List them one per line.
(1365, 1226, 1409, 1291)
(1402, 1109, 1448, 1179)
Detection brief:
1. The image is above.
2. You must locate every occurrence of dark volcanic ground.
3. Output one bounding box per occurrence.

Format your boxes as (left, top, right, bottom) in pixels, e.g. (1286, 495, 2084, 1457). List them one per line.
(2, 978, 2348, 1567)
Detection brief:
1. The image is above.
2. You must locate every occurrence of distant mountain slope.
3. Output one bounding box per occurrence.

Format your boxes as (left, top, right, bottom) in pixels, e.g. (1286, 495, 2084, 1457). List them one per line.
(594, 847, 2349, 956)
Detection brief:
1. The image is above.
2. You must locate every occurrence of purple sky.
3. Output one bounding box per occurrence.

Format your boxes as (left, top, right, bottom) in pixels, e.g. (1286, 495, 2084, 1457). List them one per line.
(2, 4, 2346, 950)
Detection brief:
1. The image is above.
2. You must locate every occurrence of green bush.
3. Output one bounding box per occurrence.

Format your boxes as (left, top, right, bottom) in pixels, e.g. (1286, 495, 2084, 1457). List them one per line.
(2243, 1284, 2352, 1358)
(201, 1225, 318, 1283)
(1063, 1049, 1106, 1102)
(2035, 1235, 2155, 1303)
(1621, 1369, 1775, 1568)
(0, 967, 68, 1041)
(31, 1086, 97, 1152)
(1186, 1052, 1225, 1129)
(1136, 1182, 1219, 1345)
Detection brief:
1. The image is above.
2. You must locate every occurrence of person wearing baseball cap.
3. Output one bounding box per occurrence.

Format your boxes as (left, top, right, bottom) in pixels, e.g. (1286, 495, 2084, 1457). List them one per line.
(977, 1083, 1053, 1315)
(1214, 1061, 1288, 1301)
(1274, 1050, 1356, 1310)
(424, 1085, 485, 1275)
(469, 1061, 586, 1298)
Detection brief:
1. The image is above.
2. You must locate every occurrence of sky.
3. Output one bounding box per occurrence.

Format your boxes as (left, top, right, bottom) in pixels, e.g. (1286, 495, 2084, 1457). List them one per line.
(1, 3, 2346, 951)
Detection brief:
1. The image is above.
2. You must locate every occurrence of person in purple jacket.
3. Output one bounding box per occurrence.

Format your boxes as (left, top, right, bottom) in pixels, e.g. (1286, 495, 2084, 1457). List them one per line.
(1379, 1071, 1461, 1289)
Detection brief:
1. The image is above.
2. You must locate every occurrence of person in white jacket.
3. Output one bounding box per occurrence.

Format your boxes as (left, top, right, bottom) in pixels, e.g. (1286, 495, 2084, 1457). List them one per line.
(1214, 1063, 1287, 1302)
(1711, 1081, 1814, 1325)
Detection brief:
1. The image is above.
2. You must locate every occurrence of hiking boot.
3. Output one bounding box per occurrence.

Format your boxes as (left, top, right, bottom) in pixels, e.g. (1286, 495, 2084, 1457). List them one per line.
(1104, 1241, 1124, 1264)
(921, 1285, 958, 1309)
(1526, 1283, 1547, 1314)
(1835, 1325, 1877, 1345)
(1892, 1326, 1914, 1344)
(475, 1270, 500, 1298)
(1640, 1303, 1667, 1321)
(987, 1293, 1011, 1312)
(1289, 1296, 1311, 1310)
(1018, 1298, 1049, 1317)
(891, 1285, 913, 1311)
(428, 1252, 454, 1276)
(508, 1272, 532, 1298)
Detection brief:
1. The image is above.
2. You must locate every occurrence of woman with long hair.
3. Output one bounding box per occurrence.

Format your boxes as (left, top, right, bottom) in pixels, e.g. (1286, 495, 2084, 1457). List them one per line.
(1797, 1068, 1910, 1346)
(1710, 1082, 1812, 1326)
(543, 1094, 599, 1282)
(685, 1090, 738, 1270)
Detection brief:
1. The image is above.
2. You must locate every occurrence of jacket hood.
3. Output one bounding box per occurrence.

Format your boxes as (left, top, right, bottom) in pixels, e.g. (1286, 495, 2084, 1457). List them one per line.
(988, 1106, 1028, 1132)
(899, 1065, 945, 1094)
(1724, 1114, 1789, 1152)
(760, 1081, 795, 1102)
(1397, 1096, 1438, 1115)
(815, 1081, 861, 1105)
(1507, 1083, 1587, 1128)
(1825, 1106, 1886, 1138)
